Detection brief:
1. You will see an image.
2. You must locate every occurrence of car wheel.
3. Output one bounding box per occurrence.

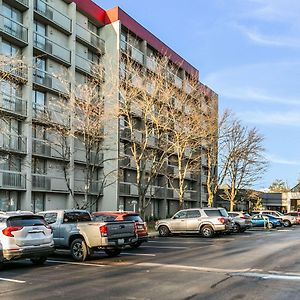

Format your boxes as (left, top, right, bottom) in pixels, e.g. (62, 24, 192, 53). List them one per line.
(233, 223, 241, 233)
(201, 225, 214, 238)
(267, 222, 273, 229)
(158, 225, 170, 237)
(104, 248, 121, 257)
(30, 257, 47, 265)
(129, 241, 142, 249)
(283, 220, 291, 227)
(70, 238, 88, 262)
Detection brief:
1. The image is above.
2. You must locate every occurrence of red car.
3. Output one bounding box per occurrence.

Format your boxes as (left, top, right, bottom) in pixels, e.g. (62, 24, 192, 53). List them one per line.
(285, 212, 300, 224)
(92, 211, 148, 248)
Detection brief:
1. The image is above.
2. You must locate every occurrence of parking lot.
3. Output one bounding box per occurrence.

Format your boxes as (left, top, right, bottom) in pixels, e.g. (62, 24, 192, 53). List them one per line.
(1, 226, 300, 300)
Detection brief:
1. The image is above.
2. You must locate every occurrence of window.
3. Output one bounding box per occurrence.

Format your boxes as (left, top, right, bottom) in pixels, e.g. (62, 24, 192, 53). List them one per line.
(0, 191, 20, 211)
(32, 157, 47, 174)
(33, 90, 46, 116)
(88, 21, 98, 35)
(1, 40, 20, 56)
(173, 210, 187, 219)
(33, 21, 46, 49)
(3, 4, 22, 39)
(0, 154, 21, 172)
(204, 209, 222, 217)
(7, 216, 46, 227)
(43, 212, 58, 224)
(32, 124, 47, 140)
(186, 210, 201, 218)
(63, 211, 91, 223)
(93, 214, 116, 222)
(31, 192, 45, 213)
(33, 57, 46, 83)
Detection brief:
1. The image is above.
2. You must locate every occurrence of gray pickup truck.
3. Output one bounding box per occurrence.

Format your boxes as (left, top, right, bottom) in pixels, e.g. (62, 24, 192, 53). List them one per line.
(39, 209, 137, 261)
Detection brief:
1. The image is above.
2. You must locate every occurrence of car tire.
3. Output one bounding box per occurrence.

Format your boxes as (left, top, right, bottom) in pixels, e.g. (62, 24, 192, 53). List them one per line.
(283, 220, 291, 227)
(233, 223, 241, 233)
(158, 225, 170, 237)
(104, 248, 121, 257)
(130, 241, 142, 249)
(30, 257, 47, 265)
(201, 225, 214, 238)
(267, 222, 273, 229)
(70, 238, 88, 262)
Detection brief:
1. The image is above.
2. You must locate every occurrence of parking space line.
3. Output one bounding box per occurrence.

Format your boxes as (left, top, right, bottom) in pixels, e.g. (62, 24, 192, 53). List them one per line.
(0, 277, 26, 283)
(47, 260, 109, 267)
(121, 252, 156, 257)
(141, 245, 188, 249)
(148, 240, 212, 245)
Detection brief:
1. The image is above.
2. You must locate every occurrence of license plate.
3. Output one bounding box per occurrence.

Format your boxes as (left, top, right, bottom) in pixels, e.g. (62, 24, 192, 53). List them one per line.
(118, 239, 124, 245)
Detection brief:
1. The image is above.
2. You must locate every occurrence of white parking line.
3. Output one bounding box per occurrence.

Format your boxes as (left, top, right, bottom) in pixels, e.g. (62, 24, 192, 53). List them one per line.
(141, 245, 188, 249)
(148, 240, 211, 245)
(47, 260, 108, 267)
(121, 252, 156, 257)
(0, 277, 26, 283)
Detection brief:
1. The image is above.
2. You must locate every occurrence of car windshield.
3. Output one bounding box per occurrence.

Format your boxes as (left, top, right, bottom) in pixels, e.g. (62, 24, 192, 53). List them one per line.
(276, 212, 284, 216)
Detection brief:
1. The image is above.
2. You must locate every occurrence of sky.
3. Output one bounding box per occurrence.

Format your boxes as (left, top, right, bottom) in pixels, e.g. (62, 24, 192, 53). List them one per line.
(96, 0, 300, 190)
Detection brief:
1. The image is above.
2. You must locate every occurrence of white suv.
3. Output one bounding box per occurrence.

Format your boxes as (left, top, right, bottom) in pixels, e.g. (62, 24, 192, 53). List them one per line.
(0, 211, 54, 267)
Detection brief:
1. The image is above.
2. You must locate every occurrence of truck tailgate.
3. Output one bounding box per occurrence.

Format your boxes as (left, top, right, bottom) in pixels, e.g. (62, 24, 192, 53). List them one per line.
(106, 221, 135, 239)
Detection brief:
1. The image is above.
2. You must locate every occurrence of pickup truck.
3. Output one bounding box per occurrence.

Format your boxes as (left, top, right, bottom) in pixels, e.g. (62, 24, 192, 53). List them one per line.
(155, 207, 233, 238)
(39, 209, 137, 261)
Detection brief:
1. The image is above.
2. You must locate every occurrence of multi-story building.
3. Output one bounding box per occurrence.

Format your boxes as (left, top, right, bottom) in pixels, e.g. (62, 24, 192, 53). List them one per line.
(0, 0, 217, 218)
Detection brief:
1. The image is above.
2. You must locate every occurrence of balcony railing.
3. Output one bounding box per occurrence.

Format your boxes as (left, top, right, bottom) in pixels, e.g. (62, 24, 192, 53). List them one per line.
(146, 57, 157, 72)
(0, 56, 28, 82)
(33, 68, 70, 94)
(75, 54, 94, 74)
(34, 0, 72, 33)
(74, 179, 102, 195)
(0, 91, 27, 117)
(119, 182, 131, 195)
(0, 171, 26, 189)
(76, 23, 105, 53)
(33, 32, 71, 64)
(0, 14, 28, 43)
(74, 148, 103, 165)
(121, 40, 144, 65)
(0, 133, 26, 153)
(32, 174, 51, 190)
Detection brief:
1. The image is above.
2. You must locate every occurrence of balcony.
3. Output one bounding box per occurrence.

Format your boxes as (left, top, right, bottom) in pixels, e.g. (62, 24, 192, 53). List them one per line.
(0, 58, 28, 83)
(74, 179, 102, 195)
(33, 68, 70, 94)
(75, 54, 94, 75)
(121, 40, 144, 65)
(3, 0, 28, 11)
(119, 182, 130, 195)
(146, 57, 157, 72)
(32, 138, 68, 160)
(0, 91, 27, 117)
(34, 0, 72, 34)
(0, 15, 28, 46)
(32, 102, 70, 126)
(76, 23, 105, 54)
(154, 186, 165, 198)
(0, 133, 26, 153)
(32, 174, 68, 192)
(74, 148, 103, 165)
(33, 32, 71, 65)
(0, 171, 26, 190)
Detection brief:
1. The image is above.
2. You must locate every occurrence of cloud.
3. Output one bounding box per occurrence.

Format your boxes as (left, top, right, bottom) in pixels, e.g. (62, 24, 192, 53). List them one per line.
(266, 154, 300, 166)
(237, 110, 300, 126)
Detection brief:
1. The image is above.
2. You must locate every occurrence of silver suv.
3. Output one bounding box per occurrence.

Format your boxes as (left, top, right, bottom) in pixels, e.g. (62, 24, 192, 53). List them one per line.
(155, 207, 232, 238)
(0, 211, 54, 267)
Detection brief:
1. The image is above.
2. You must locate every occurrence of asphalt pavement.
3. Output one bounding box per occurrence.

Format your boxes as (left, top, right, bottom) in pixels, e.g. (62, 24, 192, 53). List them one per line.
(1, 226, 300, 300)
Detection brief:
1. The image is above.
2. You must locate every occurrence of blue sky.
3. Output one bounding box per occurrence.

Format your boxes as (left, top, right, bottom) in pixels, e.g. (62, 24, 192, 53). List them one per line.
(96, 0, 300, 190)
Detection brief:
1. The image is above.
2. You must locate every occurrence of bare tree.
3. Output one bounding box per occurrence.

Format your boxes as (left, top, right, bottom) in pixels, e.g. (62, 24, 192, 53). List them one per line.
(268, 179, 290, 192)
(219, 119, 268, 211)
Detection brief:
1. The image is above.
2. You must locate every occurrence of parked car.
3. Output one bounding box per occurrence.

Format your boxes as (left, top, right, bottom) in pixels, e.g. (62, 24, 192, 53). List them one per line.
(0, 211, 54, 267)
(251, 214, 283, 228)
(228, 212, 252, 233)
(285, 212, 300, 224)
(92, 211, 148, 248)
(39, 210, 138, 261)
(155, 207, 232, 238)
(252, 210, 296, 227)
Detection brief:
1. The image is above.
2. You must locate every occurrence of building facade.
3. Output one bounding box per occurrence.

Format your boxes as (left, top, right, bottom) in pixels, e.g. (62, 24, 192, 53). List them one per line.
(0, 0, 217, 218)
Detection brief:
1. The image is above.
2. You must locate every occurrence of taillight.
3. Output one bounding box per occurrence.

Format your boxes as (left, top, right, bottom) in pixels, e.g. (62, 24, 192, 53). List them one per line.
(100, 225, 108, 237)
(240, 216, 246, 219)
(218, 217, 225, 224)
(134, 223, 138, 234)
(2, 226, 23, 237)
(46, 225, 53, 234)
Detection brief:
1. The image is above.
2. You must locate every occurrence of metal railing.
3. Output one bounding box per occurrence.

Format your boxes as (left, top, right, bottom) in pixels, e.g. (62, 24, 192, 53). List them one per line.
(33, 32, 71, 64)
(32, 138, 51, 157)
(0, 171, 25, 189)
(32, 174, 51, 190)
(121, 40, 144, 65)
(34, 0, 72, 33)
(0, 133, 26, 153)
(74, 179, 102, 194)
(76, 23, 105, 53)
(0, 91, 27, 116)
(0, 14, 28, 43)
